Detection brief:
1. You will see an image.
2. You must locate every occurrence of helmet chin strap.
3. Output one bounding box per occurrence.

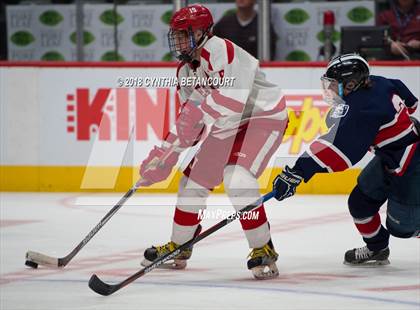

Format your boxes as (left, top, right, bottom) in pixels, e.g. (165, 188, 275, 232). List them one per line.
(196, 32, 210, 50)
(340, 78, 365, 97)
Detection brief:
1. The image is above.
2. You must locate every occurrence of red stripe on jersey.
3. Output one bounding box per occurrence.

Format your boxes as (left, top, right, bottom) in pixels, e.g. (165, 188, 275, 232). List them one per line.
(165, 132, 178, 144)
(224, 39, 234, 64)
(374, 108, 412, 146)
(396, 143, 418, 176)
(201, 97, 222, 119)
(176, 61, 186, 78)
(173, 207, 201, 226)
(176, 61, 186, 91)
(310, 141, 350, 172)
(211, 90, 244, 113)
(253, 97, 287, 118)
(201, 48, 213, 71)
(248, 118, 288, 131)
(239, 204, 268, 230)
(203, 71, 216, 89)
(355, 213, 381, 235)
(408, 106, 417, 114)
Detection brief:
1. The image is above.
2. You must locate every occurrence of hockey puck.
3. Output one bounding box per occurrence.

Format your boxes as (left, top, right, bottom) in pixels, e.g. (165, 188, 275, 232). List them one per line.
(25, 260, 38, 269)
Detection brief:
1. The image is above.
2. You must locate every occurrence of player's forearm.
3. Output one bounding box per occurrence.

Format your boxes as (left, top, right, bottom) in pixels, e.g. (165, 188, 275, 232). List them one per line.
(292, 153, 328, 183)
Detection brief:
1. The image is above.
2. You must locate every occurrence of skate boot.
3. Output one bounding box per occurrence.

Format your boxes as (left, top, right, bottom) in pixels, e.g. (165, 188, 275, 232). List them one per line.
(141, 225, 201, 269)
(344, 246, 390, 266)
(247, 240, 279, 280)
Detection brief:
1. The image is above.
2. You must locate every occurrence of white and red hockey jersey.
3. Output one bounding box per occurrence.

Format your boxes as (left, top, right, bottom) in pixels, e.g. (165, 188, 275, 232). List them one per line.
(163, 35, 288, 150)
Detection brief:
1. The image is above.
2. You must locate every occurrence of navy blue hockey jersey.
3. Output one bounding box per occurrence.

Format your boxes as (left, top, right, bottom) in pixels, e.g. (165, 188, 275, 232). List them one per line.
(294, 75, 419, 182)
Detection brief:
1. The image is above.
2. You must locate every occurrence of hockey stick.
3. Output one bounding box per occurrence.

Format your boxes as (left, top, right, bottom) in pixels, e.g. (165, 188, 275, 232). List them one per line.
(88, 190, 276, 296)
(25, 144, 179, 269)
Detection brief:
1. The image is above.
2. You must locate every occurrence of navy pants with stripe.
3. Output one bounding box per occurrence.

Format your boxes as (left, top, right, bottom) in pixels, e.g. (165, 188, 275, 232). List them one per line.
(348, 155, 420, 251)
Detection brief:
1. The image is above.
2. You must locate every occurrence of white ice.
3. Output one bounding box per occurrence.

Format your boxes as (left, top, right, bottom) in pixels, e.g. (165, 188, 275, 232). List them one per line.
(1, 193, 419, 310)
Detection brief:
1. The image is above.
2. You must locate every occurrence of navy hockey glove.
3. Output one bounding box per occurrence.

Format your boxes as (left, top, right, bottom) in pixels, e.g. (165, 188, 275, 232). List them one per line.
(273, 166, 303, 201)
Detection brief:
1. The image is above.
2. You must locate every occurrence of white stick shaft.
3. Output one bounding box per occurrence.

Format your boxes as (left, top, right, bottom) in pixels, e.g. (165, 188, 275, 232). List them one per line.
(26, 251, 59, 267)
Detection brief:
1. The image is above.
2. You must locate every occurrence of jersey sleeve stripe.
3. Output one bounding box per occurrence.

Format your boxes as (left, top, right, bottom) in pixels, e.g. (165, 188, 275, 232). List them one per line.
(211, 90, 244, 113)
(408, 101, 418, 114)
(201, 48, 213, 71)
(394, 143, 418, 176)
(224, 39, 234, 64)
(252, 97, 287, 117)
(309, 140, 351, 172)
(318, 138, 353, 167)
(379, 107, 405, 130)
(375, 123, 413, 148)
(306, 148, 333, 172)
(375, 108, 412, 145)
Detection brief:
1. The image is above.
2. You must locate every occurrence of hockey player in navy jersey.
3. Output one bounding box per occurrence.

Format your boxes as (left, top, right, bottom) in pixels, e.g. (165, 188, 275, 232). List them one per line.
(273, 54, 420, 266)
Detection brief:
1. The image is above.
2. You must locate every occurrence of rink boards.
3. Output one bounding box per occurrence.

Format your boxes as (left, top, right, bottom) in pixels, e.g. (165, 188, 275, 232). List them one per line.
(1, 61, 419, 192)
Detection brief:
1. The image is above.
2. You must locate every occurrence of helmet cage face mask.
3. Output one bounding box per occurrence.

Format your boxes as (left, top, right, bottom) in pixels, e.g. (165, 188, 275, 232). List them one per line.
(168, 26, 210, 62)
(321, 75, 345, 106)
(168, 27, 197, 62)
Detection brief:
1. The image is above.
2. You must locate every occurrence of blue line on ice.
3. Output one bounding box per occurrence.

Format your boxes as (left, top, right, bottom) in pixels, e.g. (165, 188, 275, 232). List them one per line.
(22, 278, 419, 307)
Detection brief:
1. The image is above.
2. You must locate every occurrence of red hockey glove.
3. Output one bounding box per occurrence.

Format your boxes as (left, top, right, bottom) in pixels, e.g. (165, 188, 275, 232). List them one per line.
(176, 101, 205, 148)
(139, 146, 179, 186)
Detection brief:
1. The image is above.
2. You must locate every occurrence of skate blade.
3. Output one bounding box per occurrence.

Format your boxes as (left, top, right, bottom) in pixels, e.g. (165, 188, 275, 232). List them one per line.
(343, 259, 390, 267)
(251, 263, 279, 280)
(141, 258, 187, 270)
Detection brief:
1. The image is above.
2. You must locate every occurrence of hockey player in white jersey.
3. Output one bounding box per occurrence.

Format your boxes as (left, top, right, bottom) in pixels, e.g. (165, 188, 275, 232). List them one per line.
(139, 4, 288, 279)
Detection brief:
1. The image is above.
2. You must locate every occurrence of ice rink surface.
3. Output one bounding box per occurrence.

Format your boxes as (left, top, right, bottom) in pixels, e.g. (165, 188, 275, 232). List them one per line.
(1, 192, 419, 310)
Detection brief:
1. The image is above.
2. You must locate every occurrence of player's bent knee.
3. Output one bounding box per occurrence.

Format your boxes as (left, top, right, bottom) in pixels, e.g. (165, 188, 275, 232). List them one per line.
(224, 165, 259, 196)
(386, 219, 414, 238)
(386, 199, 420, 238)
(348, 185, 385, 218)
(177, 176, 209, 198)
(224, 165, 260, 209)
(176, 176, 210, 213)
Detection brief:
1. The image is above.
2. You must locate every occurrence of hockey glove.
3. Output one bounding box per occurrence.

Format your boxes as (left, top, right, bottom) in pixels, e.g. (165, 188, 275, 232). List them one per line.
(273, 166, 303, 201)
(176, 101, 205, 148)
(139, 146, 179, 186)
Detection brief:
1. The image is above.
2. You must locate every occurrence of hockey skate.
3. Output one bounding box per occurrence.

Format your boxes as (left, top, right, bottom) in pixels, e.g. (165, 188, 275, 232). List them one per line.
(344, 246, 390, 266)
(141, 225, 201, 269)
(247, 240, 279, 280)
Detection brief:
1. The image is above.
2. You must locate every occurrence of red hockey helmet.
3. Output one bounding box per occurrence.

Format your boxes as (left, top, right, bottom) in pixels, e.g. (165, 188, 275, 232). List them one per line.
(170, 4, 213, 31)
(168, 5, 214, 62)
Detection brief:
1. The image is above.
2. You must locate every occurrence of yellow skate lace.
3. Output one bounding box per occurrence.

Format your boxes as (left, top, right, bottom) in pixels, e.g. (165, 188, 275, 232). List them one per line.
(155, 241, 178, 255)
(248, 244, 278, 259)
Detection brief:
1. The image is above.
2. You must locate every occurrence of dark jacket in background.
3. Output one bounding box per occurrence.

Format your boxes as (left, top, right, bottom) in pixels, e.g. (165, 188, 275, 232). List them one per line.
(213, 13, 277, 60)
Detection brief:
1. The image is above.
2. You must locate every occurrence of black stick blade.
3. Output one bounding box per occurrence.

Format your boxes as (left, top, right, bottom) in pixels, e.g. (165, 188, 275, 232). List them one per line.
(88, 274, 118, 296)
